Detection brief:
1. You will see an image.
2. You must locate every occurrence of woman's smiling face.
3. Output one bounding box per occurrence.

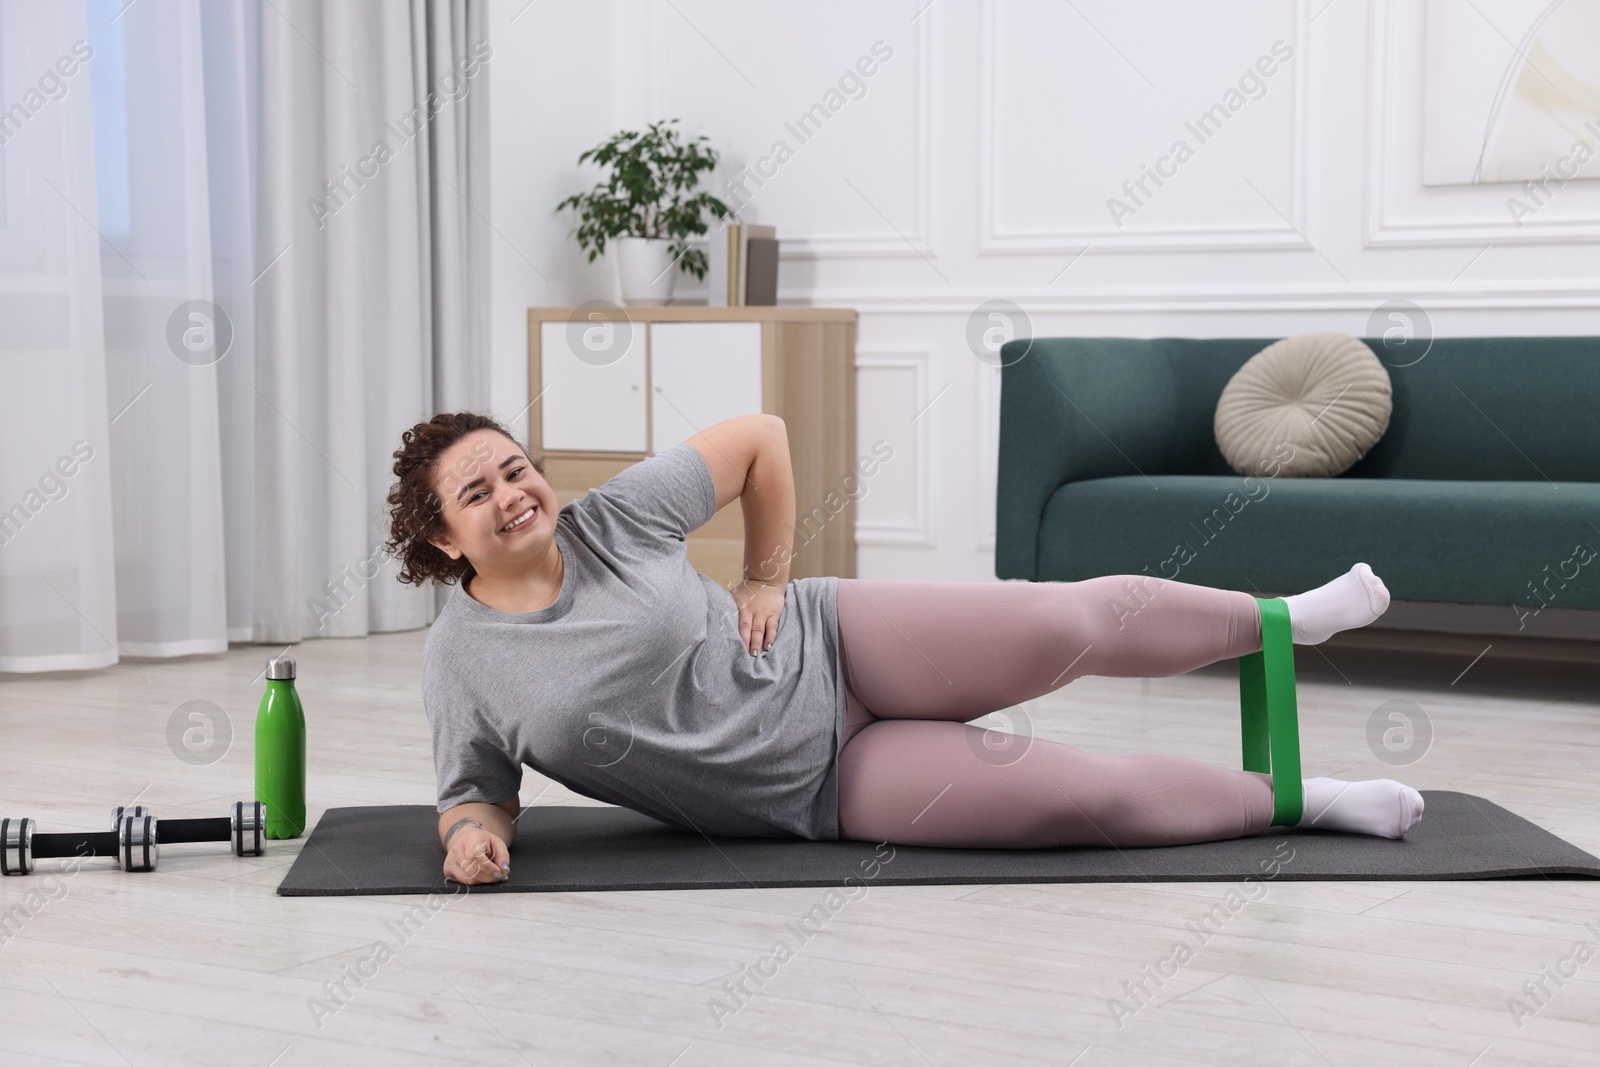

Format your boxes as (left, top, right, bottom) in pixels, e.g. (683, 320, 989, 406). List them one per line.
(425, 429, 559, 575)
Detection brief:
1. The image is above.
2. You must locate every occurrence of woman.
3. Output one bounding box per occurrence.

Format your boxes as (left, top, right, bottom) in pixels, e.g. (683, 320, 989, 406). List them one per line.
(387, 411, 1424, 886)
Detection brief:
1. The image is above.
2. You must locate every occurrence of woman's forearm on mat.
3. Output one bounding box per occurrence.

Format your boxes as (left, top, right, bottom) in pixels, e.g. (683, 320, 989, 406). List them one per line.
(438, 802, 515, 848)
(742, 420, 796, 587)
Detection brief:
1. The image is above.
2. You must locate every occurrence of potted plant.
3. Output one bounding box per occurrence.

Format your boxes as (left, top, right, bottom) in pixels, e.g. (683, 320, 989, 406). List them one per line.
(556, 119, 732, 306)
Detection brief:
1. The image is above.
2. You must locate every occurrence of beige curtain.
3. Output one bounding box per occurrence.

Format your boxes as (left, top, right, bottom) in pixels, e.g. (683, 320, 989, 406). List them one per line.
(251, 0, 491, 642)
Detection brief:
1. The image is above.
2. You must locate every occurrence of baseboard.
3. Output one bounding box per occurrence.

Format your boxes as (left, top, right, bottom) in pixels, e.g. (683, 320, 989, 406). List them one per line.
(1251, 594, 1600, 665)
(1382, 599, 1600, 641)
(1320, 627, 1600, 666)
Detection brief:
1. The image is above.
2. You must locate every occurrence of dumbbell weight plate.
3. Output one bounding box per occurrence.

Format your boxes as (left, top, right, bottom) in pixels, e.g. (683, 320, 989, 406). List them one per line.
(1, 817, 35, 876)
(117, 813, 158, 873)
(111, 805, 149, 829)
(231, 801, 265, 857)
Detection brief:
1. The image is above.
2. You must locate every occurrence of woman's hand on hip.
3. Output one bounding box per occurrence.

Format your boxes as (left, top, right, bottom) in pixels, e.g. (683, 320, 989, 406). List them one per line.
(732, 578, 785, 655)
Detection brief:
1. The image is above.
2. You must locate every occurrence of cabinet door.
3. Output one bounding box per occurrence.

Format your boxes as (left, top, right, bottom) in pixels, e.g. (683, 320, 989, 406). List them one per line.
(649, 322, 763, 453)
(539, 319, 647, 452)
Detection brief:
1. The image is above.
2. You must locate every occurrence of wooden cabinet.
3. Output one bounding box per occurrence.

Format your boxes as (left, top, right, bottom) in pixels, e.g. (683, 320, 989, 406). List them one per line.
(527, 307, 857, 588)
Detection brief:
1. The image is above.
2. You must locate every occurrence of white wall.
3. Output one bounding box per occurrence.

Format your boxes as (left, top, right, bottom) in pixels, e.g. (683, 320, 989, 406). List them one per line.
(490, 0, 1600, 583)
(485, 0, 618, 447)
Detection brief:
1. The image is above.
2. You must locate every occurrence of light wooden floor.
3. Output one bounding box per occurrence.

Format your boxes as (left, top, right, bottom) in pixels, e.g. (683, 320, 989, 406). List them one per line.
(2, 625, 1598, 1066)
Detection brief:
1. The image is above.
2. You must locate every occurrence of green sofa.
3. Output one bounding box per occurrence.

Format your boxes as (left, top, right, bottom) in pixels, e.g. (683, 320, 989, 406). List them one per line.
(995, 336, 1600, 638)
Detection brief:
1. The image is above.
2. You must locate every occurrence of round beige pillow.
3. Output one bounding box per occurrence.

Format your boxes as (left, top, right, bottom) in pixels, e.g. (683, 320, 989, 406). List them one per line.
(1214, 331, 1393, 477)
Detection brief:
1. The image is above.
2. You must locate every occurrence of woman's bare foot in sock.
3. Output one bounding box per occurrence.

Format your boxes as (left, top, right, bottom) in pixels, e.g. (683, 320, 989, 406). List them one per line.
(1280, 562, 1390, 645)
(1295, 776, 1424, 839)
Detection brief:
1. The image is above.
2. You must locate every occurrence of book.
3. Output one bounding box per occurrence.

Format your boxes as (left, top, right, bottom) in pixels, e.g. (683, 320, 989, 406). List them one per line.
(704, 222, 733, 307)
(736, 224, 774, 305)
(744, 236, 778, 306)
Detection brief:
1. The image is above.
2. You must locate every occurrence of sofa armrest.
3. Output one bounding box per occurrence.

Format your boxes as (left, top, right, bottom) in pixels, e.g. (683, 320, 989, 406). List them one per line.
(996, 338, 1180, 580)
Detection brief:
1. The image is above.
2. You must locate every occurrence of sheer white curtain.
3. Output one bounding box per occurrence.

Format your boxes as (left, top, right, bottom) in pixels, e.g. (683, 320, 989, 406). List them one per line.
(0, 0, 489, 673)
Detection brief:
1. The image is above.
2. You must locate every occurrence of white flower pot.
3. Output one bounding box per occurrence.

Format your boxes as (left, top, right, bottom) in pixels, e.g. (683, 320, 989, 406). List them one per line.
(615, 236, 678, 306)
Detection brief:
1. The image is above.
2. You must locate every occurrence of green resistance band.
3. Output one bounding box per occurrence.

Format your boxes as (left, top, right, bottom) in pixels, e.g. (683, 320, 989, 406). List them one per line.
(1239, 597, 1303, 826)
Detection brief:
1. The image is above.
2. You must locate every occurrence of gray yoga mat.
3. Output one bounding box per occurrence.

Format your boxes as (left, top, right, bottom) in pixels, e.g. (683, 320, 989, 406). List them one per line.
(275, 791, 1600, 896)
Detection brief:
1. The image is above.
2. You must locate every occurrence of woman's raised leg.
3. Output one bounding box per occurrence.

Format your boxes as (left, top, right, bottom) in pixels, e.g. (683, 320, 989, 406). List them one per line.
(833, 576, 1278, 848)
(835, 575, 1263, 736)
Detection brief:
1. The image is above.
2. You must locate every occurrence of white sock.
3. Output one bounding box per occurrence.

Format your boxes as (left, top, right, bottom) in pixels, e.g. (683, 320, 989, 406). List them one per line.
(1279, 562, 1390, 645)
(1295, 776, 1424, 838)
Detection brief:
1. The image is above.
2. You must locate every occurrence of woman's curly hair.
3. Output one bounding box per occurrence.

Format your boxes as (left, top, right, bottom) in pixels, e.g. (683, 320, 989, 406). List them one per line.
(385, 412, 546, 588)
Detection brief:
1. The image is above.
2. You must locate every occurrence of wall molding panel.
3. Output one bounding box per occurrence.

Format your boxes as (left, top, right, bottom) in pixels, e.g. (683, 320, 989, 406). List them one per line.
(789, 6, 937, 260)
(649, 2, 938, 261)
(852, 346, 935, 549)
(977, 0, 1313, 254)
(975, 360, 1003, 553)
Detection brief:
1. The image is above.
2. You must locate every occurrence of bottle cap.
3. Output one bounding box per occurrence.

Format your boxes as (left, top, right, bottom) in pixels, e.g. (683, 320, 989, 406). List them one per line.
(265, 655, 297, 680)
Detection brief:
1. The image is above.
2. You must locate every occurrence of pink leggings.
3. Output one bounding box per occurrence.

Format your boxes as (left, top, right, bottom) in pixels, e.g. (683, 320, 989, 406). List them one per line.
(834, 576, 1278, 848)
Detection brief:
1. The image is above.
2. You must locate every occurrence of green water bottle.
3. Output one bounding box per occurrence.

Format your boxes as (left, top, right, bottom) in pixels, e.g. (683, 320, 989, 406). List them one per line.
(256, 654, 306, 839)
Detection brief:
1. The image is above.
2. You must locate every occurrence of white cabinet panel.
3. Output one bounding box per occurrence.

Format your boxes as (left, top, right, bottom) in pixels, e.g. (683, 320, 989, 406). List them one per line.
(649, 322, 764, 453)
(539, 319, 647, 452)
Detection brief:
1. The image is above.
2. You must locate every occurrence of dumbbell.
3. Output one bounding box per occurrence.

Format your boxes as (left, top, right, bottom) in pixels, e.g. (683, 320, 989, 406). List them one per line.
(1, 801, 265, 875)
(111, 804, 149, 828)
(1, 810, 157, 874)
(0, 806, 157, 874)
(156, 801, 266, 859)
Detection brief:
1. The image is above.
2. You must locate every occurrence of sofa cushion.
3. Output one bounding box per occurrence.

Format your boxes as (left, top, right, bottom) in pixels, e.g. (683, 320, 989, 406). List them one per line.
(1037, 474, 1600, 612)
(1213, 331, 1393, 477)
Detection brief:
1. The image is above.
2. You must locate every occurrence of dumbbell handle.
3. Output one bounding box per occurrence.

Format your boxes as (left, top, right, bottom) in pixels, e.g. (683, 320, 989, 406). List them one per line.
(33, 830, 117, 859)
(160, 804, 264, 856)
(159, 816, 231, 845)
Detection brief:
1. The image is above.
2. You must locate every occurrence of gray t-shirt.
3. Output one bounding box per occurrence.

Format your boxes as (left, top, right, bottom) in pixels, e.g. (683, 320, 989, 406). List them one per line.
(420, 443, 847, 840)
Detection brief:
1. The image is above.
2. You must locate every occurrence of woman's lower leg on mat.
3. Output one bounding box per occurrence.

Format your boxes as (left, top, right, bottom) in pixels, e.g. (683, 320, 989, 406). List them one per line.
(833, 576, 1278, 849)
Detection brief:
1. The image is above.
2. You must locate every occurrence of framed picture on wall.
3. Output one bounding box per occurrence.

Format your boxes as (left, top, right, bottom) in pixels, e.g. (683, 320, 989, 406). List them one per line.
(1421, 0, 1600, 186)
